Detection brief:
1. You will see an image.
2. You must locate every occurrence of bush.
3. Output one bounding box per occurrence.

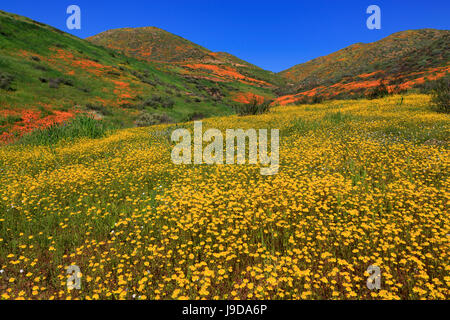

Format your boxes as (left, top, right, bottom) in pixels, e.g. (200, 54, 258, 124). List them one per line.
(59, 78, 74, 86)
(85, 104, 113, 116)
(18, 115, 115, 146)
(142, 96, 158, 108)
(233, 96, 272, 116)
(142, 95, 175, 109)
(310, 95, 324, 104)
(0, 72, 15, 91)
(48, 78, 74, 89)
(48, 78, 59, 89)
(78, 87, 91, 93)
(33, 64, 48, 71)
(162, 97, 175, 109)
(149, 96, 174, 109)
(431, 77, 449, 113)
(367, 80, 389, 100)
(135, 112, 174, 127)
(107, 70, 121, 77)
(120, 103, 145, 111)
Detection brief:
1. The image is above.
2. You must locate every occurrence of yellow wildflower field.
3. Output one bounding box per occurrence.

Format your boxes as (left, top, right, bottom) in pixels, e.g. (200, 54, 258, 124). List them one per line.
(0, 94, 448, 300)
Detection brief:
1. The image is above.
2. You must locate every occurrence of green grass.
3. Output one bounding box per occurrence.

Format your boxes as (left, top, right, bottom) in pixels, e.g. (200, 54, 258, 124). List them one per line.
(17, 115, 117, 146)
(323, 111, 361, 124)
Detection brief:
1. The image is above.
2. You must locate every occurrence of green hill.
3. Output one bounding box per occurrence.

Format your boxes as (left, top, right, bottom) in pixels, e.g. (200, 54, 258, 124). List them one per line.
(0, 10, 278, 143)
(88, 26, 211, 63)
(88, 27, 286, 89)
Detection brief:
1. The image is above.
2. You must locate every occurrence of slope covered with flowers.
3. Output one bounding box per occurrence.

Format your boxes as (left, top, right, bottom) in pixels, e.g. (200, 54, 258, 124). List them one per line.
(87, 26, 285, 88)
(0, 10, 276, 142)
(278, 29, 450, 101)
(0, 94, 448, 300)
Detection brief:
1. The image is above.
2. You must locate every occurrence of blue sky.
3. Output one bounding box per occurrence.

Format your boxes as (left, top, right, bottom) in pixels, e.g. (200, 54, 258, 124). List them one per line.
(1, 0, 449, 72)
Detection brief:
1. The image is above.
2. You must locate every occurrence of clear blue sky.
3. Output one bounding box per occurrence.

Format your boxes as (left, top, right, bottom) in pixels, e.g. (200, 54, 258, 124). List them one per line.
(1, 0, 449, 72)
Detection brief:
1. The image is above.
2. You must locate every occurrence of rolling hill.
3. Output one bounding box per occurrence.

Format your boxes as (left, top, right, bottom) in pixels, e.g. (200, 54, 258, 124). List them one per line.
(276, 29, 450, 105)
(88, 27, 286, 89)
(87, 26, 213, 63)
(0, 10, 280, 143)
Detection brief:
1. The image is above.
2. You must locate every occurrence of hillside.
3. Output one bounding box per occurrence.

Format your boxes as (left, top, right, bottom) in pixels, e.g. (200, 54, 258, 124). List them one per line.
(0, 11, 278, 143)
(1, 10, 449, 143)
(88, 27, 211, 63)
(88, 27, 286, 89)
(1, 93, 449, 299)
(277, 29, 450, 104)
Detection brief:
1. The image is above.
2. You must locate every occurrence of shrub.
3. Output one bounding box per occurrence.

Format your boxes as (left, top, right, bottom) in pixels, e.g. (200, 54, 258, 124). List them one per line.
(0, 72, 15, 91)
(142, 96, 175, 109)
(142, 79, 156, 86)
(107, 70, 121, 77)
(135, 112, 173, 127)
(431, 77, 449, 113)
(288, 94, 329, 105)
(120, 103, 145, 111)
(78, 87, 91, 93)
(48, 78, 74, 89)
(162, 97, 175, 109)
(48, 78, 59, 89)
(58, 78, 74, 86)
(310, 95, 324, 104)
(234, 96, 272, 116)
(367, 80, 389, 100)
(131, 70, 158, 86)
(142, 97, 159, 108)
(85, 104, 113, 116)
(33, 64, 49, 71)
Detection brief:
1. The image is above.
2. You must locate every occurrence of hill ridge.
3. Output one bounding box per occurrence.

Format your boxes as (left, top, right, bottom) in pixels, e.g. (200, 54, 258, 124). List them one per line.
(276, 28, 449, 103)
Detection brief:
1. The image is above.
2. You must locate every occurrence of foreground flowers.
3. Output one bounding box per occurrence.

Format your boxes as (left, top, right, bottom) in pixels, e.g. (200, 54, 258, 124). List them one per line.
(0, 94, 448, 300)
